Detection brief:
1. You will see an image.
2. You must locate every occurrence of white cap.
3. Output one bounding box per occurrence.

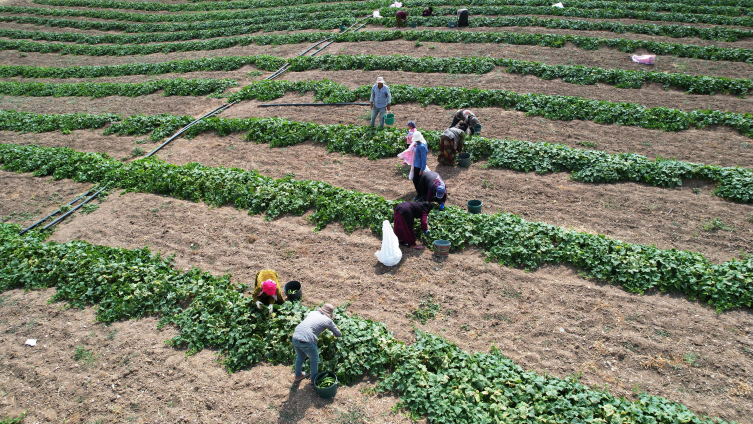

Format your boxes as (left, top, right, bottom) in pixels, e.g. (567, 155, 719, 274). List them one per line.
(376, 77, 385, 83)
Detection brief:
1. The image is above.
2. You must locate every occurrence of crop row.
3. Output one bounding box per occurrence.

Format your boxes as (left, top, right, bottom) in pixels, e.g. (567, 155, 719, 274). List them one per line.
(383, 14, 753, 41)
(228, 79, 753, 138)
(5, 4, 753, 28)
(285, 54, 753, 97)
(0, 78, 237, 98)
(0, 12, 363, 34)
(4, 14, 752, 44)
(3, 29, 753, 65)
(3, 54, 749, 98)
(0, 224, 735, 424)
(1, 110, 751, 203)
(31, 0, 753, 13)
(0, 3, 753, 29)
(1, 143, 751, 313)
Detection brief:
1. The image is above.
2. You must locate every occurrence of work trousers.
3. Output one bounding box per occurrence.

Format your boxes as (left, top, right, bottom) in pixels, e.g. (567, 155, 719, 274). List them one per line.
(293, 337, 319, 383)
(413, 166, 422, 195)
(370, 106, 387, 128)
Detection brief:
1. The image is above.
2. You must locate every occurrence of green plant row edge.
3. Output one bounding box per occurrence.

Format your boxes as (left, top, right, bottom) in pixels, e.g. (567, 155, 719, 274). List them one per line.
(1, 29, 752, 65)
(2, 54, 749, 98)
(0, 78, 237, 98)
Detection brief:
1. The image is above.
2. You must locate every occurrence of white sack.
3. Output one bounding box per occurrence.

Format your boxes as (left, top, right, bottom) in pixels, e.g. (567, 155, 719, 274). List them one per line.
(375, 220, 402, 266)
(552, 2, 564, 8)
(373, 10, 382, 18)
(631, 55, 656, 65)
(389, 2, 402, 7)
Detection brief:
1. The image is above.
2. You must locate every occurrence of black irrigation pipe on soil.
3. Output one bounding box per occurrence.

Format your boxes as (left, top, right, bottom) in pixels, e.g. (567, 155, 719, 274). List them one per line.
(268, 18, 367, 80)
(145, 102, 235, 158)
(41, 187, 106, 231)
(257, 102, 371, 106)
(19, 190, 91, 235)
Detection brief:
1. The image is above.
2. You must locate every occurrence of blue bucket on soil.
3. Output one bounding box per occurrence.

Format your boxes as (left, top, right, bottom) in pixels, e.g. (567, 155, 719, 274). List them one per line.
(449, 21, 456, 28)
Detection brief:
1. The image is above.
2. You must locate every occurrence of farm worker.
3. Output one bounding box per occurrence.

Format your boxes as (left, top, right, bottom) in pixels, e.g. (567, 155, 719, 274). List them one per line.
(398, 124, 431, 181)
(422, 6, 433, 16)
(416, 171, 447, 209)
(395, 10, 408, 27)
(411, 130, 429, 195)
(370, 77, 392, 128)
(450, 109, 479, 134)
(457, 8, 469, 27)
(437, 122, 467, 166)
(393, 201, 435, 249)
(405, 120, 416, 144)
(292, 303, 342, 384)
(252, 269, 286, 314)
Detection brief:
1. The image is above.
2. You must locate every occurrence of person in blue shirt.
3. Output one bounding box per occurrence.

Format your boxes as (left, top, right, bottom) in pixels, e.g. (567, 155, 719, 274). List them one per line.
(370, 77, 391, 128)
(412, 132, 428, 196)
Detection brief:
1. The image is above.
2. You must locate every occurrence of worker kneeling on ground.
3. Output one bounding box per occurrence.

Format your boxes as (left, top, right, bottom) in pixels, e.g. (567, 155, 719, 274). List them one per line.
(292, 303, 342, 384)
(252, 269, 286, 314)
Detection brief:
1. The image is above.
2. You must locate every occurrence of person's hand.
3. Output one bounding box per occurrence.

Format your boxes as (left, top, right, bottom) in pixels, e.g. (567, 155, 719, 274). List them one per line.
(255, 300, 263, 309)
(268, 304, 274, 314)
(424, 230, 429, 234)
(419, 171, 423, 176)
(370, 102, 374, 109)
(387, 105, 391, 111)
(439, 203, 445, 211)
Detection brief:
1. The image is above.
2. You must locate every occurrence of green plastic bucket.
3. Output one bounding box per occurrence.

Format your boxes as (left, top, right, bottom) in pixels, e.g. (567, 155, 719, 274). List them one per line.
(339, 25, 347, 32)
(410, 22, 417, 28)
(467, 200, 482, 214)
(473, 124, 482, 135)
(449, 21, 456, 28)
(458, 152, 471, 168)
(384, 113, 395, 125)
(433, 240, 451, 257)
(314, 371, 338, 399)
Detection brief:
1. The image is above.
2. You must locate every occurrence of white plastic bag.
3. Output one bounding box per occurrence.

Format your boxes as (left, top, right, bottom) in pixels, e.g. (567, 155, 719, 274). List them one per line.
(408, 164, 431, 181)
(389, 2, 402, 7)
(631, 54, 655, 65)
(373, 10, 382, 18)
(375, 220, 402, 266)
(552, 2, 564, 7)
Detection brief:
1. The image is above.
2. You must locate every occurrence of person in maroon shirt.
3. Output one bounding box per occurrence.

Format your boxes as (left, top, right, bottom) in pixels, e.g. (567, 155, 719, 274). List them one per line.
(396, 10, 408, 27)
(393, 201, 434, 249)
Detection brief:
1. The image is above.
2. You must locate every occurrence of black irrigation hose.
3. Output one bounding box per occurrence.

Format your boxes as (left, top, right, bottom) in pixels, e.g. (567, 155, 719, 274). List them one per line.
(257, 102, 371, 107)
(268, 17, 368, 80)
(41, 186, 107, 231)
(19, 190, 92, 235)
(144, 101, 235, 158)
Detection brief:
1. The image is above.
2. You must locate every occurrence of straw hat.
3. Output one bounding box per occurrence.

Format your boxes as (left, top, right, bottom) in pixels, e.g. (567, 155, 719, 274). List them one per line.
(318, 303, 335, 319)
(376, 77, 385, 84)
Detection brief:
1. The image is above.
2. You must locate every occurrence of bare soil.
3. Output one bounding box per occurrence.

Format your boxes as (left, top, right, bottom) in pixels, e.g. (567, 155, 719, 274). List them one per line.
(2, 2, 753, 423)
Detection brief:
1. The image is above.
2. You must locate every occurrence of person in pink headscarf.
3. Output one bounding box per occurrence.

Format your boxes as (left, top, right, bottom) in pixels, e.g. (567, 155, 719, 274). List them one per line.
(252, 269, 286, 313)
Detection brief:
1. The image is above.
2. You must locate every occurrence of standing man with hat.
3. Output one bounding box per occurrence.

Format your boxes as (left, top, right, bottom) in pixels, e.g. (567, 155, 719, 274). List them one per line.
(370, 77, 392, 129)
(291, 303, 342, 384)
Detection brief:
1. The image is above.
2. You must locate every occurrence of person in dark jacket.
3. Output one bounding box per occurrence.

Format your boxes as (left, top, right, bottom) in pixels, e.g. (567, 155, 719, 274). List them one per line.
(457, 8, 469, 27)
(416, 171, 447, 209)
(393, 201, 434, 249)
(422, 6, 433, 16)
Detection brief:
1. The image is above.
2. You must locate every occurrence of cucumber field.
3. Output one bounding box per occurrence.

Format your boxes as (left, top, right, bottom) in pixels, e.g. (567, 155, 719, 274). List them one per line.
(0, 0, 752, 422)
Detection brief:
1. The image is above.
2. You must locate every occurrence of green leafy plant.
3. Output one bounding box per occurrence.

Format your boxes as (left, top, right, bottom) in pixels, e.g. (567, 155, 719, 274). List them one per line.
(407, 294, 441, 324)
(701, 218, 732, 232)
(73, 345, 94, 364)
